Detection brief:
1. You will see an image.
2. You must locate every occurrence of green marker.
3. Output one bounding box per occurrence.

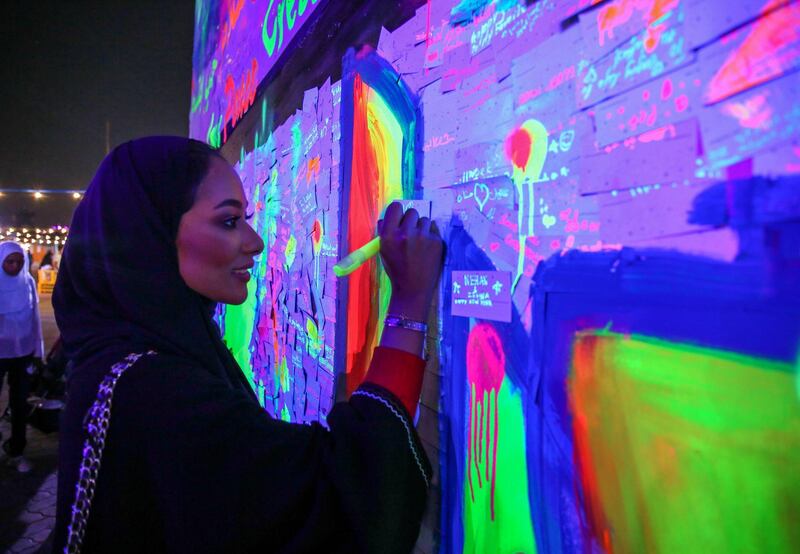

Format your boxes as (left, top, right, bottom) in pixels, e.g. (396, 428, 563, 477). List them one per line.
(334, 200, 432, 277)
(333, 237, 381, 277)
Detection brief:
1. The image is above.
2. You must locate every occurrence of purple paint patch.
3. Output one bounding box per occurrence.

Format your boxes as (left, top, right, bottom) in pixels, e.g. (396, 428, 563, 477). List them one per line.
(451, 270, 512, 322)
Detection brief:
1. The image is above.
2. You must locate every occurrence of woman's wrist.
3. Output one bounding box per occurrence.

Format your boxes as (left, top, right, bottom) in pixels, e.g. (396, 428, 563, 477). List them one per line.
(381, 293, 431, 358)
(387, 294, 431, 322)
(379, 325, 425, 358)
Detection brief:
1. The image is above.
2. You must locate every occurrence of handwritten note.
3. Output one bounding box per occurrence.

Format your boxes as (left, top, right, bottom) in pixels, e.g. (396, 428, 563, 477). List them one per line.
(451, 271, 512, 322)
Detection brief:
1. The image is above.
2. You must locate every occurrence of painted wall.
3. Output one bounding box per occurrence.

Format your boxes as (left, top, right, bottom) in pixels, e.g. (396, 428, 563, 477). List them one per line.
(190, 0, 326, 146)
(192, 0, 800, 552)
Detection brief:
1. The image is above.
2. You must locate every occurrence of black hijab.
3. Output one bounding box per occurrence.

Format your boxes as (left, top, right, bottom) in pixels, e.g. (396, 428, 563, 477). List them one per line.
(53, 136, 256, 400)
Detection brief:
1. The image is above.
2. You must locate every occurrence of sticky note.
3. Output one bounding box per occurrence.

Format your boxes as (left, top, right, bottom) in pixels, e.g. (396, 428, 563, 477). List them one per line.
(451, 271, 512, 322)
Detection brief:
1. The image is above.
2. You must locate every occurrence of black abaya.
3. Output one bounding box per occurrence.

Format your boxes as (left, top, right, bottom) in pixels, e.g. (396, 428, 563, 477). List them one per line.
(52, 137, 431, 553)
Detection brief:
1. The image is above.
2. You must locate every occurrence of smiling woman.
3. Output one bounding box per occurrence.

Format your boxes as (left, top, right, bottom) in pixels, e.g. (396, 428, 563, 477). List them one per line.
(176, 156, 265, 305)
(51, 136, 442, 553)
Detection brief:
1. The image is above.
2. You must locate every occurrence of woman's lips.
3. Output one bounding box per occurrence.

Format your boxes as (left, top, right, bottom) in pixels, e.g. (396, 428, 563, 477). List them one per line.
(232, 268, 251, 282)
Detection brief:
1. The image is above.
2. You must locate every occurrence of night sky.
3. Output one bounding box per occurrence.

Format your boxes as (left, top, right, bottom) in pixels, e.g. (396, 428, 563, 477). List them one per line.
(0, 1, 195, 227)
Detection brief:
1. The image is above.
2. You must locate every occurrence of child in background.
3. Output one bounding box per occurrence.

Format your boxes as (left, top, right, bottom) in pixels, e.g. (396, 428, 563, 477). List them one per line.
(0, 241, 44, 473)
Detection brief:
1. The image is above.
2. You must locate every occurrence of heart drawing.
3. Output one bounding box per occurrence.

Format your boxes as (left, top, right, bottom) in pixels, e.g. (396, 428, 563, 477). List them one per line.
(474, 182, 491, 212)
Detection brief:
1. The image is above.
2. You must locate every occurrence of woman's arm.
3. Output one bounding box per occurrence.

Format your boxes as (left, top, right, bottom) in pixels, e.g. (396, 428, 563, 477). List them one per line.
(116, 356, 432, 553)
(136, 203, 443, 553)
(363, 202, 443, 415)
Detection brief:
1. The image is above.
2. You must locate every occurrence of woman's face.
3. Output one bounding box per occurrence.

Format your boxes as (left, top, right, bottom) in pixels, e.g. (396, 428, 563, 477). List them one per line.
(2, 252, 24, 277)
(176, 157, 264, 305)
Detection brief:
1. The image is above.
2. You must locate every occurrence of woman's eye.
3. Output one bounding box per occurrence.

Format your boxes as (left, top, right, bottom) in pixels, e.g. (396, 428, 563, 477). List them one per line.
(223, 217, 241, 229)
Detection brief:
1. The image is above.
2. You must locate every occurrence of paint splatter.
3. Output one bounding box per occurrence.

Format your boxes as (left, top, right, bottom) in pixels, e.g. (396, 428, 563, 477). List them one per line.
(505, 119, 548, 289)
(276, 356, 289, 393)
(284, 234, 297, 270)
(311, 219, 323, 255)
(505, 127, 532, 171)
(597, 0, 680, 53)
(466, 322, 506, 519)
(306, 318, 322, 358)
(569, 331, 800, 553)
(705, 0, 800, 104)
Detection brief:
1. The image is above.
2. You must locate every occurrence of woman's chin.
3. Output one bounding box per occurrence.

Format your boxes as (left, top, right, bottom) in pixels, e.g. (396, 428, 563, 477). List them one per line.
(194, 279, 249, 305)
(224, 286, 249, 305)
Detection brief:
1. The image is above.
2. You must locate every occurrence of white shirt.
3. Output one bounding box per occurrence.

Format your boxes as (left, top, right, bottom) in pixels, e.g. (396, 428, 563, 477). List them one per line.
(0, 277, 44, 359)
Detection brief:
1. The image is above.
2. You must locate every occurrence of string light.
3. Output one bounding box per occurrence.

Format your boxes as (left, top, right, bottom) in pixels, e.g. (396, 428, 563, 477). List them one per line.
(0, 225, 70, 247)
(0, 188, 85, 199)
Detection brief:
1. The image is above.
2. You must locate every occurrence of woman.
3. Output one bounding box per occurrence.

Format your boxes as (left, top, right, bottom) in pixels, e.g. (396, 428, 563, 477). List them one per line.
(52, 137, 442, 553)
(0, 240, 44, 473)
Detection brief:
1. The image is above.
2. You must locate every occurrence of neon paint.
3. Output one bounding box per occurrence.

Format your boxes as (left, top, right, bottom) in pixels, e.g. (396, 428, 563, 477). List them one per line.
(222, 276, 258, 390)
(222, 58, 259, 142)
(569, 331, 800, 553)
(705, 0, 800, 104)
(193, 3, 800, 553)
(262, 0, 320, 56)
(291, 119, 303, 184)
(305, 318, 321, 358)
(465, 323, 505, 517)
(262, 169, 281, 248)
(721, 92, 774, 130)
(596, 0, 680, 52)
(311, 218, 323, 255)
(190, 0, 323, 142)
(276, 356, 289, 393)
(344, 75, 405, 393)
(284, 234, 297, 270)
(339, 49, 419, 396)
(504, 119, 548, 289)
(218, 79, 340, 423)
(463, 377, 537, 554)
(442, 226, 537, 554)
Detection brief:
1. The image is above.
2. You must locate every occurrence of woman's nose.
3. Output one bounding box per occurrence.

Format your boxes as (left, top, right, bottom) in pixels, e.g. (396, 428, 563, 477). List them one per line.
(246, 223, 265, 255)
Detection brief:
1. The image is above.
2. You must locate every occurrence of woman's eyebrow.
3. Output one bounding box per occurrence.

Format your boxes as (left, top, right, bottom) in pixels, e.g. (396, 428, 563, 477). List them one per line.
(214, 199, 244, 209)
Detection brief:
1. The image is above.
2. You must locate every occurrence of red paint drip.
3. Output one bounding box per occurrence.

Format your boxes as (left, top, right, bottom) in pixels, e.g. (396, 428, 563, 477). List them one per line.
(467, 393, 476, 501)
(311, 219, 322, 245)
(505, 127, 533, 171)
(466, 323, 506, 520)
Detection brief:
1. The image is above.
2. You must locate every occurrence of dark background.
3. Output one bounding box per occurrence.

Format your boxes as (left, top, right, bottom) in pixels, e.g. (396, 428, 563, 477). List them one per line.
(0, 1, 195, 227)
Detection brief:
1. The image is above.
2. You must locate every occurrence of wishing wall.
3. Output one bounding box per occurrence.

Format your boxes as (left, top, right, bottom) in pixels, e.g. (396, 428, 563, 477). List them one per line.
(191, 0, 800, 552)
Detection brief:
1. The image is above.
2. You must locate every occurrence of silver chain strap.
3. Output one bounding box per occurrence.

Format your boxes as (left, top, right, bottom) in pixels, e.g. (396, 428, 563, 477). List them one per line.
(64, 350, 157, 554)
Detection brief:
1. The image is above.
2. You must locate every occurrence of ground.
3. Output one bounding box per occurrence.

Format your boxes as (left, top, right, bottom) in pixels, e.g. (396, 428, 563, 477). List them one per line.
(0, 293, 60, 553)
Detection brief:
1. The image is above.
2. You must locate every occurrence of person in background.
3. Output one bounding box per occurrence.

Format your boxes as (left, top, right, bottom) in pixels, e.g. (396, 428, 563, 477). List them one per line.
(52, 137, 443, 553)
(0, 240, 45, 473)
(41, 248, 54, 269)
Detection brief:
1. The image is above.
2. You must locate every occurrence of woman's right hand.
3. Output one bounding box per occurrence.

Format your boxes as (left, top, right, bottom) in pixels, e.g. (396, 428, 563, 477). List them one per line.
(379, 201, 444, 322)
